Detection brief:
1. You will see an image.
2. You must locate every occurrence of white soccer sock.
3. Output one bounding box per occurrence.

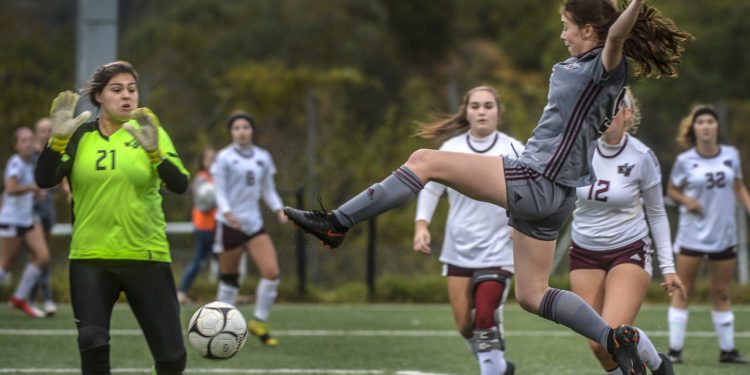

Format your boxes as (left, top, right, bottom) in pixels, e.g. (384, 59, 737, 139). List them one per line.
(13, 264, 42, 301)
(605, 368, 623, 375)
(635, 328, 661, 370)
(668, 306, 688, 351)
(712, 309, 735, 351)
(254, 278, 279, 321)
(477, 350, 506, 375)
(216, 281, 239, 305)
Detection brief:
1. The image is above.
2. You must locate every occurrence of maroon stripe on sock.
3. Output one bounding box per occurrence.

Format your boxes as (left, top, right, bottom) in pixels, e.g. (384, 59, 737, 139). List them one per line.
(392, 168, 424, 194)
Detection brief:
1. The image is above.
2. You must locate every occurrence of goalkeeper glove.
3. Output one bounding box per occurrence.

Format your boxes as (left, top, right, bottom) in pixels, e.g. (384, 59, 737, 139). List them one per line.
(123, 107, 163, 164)
(49, 91, 92, 153)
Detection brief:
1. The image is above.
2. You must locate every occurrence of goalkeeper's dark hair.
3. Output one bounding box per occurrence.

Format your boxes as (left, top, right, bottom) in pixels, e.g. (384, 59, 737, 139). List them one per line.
(562, 0, 693, 78)
(83, 61, 140, 108)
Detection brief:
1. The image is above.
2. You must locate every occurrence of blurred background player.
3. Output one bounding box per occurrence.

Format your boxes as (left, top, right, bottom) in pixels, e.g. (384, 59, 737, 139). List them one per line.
(29, 117, 65, 316)
(413, 86, 521, 375)
(177, 146, 217, 304)
(0, 127, 50, 318)
(569, 88, 683, 375)
(666, 105, 750, 365)
(213, 111, 287, 347)
(35, 61, 189, 374)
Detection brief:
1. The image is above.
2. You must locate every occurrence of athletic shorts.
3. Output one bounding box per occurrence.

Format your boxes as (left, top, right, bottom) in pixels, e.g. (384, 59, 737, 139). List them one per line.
(678, 246, 737, 261)
(213, 223, 266, 253)
(0, 223, 34, 238)
(443, 264, 514, 278)
(34, 213, 55, 233)
(502, 156, 576, 241)
(569, 237, 654, 276)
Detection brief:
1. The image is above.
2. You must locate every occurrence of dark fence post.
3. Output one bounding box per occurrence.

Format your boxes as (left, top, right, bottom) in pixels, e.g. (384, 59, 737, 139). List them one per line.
(295, 188, 307, 296)
(366, 217, 376, 301)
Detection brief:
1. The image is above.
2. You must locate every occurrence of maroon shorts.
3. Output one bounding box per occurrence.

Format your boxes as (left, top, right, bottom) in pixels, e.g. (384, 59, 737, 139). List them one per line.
(444, 264, 514, 278)
(678, 246, 737, 261)
(569, 239, 652, 275)
(0, 223, 34, 238)
(213, 223, 266, 253)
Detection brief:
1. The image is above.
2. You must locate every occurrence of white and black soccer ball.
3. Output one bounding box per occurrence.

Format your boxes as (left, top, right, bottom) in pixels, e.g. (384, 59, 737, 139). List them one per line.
(193, 181, 216, 212)
(187, 301, 248, 359)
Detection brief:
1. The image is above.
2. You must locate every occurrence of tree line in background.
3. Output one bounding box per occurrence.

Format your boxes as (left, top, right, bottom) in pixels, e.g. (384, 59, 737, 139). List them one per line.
(2, 0, 750, 282)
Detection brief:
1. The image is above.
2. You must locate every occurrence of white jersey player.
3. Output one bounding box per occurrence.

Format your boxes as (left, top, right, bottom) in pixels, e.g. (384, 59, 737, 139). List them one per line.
(0, 128, 50, 318)
(667, 106, 750, 365)
(212, 112, 288, 347)
(413, 87, 519, 375)
(569, 89, 682, 374)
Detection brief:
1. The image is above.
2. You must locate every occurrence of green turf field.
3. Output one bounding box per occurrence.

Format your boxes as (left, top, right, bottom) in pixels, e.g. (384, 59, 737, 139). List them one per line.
(0, 303, 748, 374)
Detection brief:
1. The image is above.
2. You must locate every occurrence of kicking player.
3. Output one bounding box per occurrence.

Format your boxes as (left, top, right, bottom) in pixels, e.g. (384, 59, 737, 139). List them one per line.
(413, 86, 521, 375)
(284, 1, 691, 374)
(0, 127, 50, 318)
(666, 105, 750, 365)
(213, 111, 287, 347)
(569, 88, 683, 375)
(35, 61, 189, 374)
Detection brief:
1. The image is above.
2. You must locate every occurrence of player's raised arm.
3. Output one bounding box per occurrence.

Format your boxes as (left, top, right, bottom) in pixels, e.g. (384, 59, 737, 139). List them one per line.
(602, 0, 642, 72)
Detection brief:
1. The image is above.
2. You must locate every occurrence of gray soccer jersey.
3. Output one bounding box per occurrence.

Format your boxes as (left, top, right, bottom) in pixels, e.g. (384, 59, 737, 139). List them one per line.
(211, 144, 283, 235)
(0, 154, 35, 226)
(670, 145, 742, 252)
(416, 131, 524, 270)
(572, 134, 675, 275)
(521, 47, 628, 187)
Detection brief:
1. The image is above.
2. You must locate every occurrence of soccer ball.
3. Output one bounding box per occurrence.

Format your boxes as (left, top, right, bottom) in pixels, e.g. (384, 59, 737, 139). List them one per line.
(187, 301, 248, 359)
(194, 181, 216, 212)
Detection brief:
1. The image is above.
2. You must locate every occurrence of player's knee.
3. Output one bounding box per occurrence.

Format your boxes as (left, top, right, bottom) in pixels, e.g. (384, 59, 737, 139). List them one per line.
(78, 326, 110, 350)
(154, 351, 186, 375)
(405, 149, 432, 170)
(219, 273, 240, 288)
(711, 287, 730, 303)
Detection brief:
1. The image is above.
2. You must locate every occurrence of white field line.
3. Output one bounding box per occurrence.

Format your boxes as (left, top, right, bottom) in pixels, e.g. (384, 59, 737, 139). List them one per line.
(0, 328, 749, 338)
(0, 369, 453, 375)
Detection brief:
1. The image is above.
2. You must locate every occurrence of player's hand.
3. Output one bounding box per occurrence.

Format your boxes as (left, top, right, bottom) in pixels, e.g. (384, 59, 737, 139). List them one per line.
(277, 210, 288, 224)
(123, 107, 162, 163)
(224, 212, 242, 230)
(413, 222, 431, 254)
(49, 91, 91, 153)
(683, 198, 703, 216)
(661, 273, 687, 300)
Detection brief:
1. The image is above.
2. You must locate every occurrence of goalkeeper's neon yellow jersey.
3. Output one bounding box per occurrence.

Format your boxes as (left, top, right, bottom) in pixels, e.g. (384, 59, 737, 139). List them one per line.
(64, 121, 188, 262)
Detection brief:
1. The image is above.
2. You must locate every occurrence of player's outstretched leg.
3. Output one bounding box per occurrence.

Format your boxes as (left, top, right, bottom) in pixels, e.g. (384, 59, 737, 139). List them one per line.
(285, 165, 423, 248)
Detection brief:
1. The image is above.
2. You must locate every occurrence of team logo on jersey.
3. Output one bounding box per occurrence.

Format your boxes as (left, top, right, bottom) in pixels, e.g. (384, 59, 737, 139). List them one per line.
(692, 163, 699, 168)
(617, 163, 635, 177)
(724, 160, 733, 168)
(562, 62, 581, 71)
(256, 160, 265, 167)
(124, 139, 141, 149)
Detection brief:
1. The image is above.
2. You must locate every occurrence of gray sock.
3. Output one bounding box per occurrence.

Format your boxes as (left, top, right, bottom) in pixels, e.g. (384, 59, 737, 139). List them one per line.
(538, 288, 612, 350)
(334, 165, 423, 228)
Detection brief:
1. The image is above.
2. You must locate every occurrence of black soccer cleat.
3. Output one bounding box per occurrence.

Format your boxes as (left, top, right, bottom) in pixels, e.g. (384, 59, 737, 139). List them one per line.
(503, 360, 515, 375)
(719, 349, 749, 364)
(610, 325, 646, 375)
(284, 206, 347, 249)
(667, 349, 683, 364)
(652, 353, 675, 375)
